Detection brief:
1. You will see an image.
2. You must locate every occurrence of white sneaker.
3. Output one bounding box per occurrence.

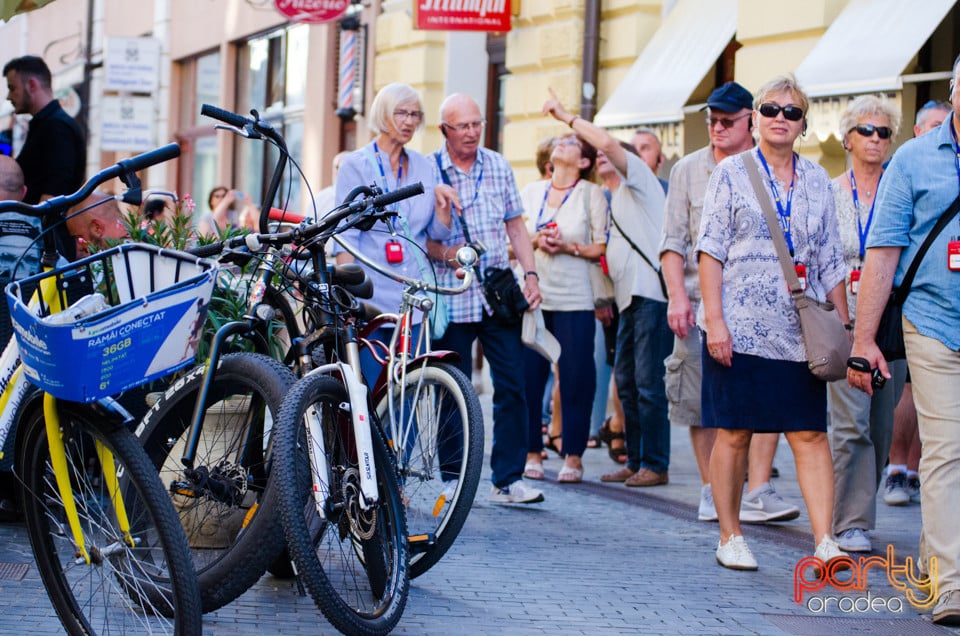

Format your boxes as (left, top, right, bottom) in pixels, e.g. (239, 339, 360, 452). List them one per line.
(489, 480, 544, 504)
(883, 472, 910, 506)
(698, 484, 718, 522)
(836, 528, 872, 552)
(814, 536, 850, 575)
(906, 475, 921, 504)
(740, 482, 800, 523)
(715, 535, 758, 570)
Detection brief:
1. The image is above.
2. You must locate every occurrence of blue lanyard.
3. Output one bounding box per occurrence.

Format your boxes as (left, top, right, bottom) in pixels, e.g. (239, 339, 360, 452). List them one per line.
(372, 141, 403, 192)
(535, 180, 578, 230)
(459, 160, 485, 213)
(757, 148, 797, 256)
(850, 169, 880, 261)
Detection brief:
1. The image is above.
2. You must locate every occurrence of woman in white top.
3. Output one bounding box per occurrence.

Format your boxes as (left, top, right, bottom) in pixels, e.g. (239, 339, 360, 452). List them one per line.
(522, 133, 607, 483)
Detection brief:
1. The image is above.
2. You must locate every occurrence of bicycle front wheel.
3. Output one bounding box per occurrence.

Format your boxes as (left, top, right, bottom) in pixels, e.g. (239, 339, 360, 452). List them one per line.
(376, 360, 483, 578)
(136, 352, 295, 612)
(15, 399, 202, 635)
(275, 373, 409, 636)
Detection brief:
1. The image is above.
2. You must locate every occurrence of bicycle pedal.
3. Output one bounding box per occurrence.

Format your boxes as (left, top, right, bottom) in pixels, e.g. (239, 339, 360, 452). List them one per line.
(170, 481, 199, 498)
(408, 533, 436, 555)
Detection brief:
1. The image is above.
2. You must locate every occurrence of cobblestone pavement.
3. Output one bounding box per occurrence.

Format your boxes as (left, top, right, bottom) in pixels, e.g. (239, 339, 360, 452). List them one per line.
(0, 384, 952, 635)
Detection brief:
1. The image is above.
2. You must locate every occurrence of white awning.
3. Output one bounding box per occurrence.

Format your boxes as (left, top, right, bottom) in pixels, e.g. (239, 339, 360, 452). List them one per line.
(594, 0, 736, 127)
(795, 0, 956, 98)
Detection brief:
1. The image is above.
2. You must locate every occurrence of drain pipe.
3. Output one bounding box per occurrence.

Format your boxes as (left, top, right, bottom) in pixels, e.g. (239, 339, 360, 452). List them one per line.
(580, 0, 600, 121)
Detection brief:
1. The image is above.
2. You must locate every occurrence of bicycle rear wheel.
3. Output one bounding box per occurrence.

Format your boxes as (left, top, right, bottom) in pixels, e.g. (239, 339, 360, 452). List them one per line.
(136, 352, 295, 612)
(275, 373, 409, 636)
(376, 360, 483, 578)
(15, 399, 202, 635)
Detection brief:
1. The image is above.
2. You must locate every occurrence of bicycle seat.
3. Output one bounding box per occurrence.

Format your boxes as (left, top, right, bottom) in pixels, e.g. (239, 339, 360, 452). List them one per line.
(330, 263, 373, 300)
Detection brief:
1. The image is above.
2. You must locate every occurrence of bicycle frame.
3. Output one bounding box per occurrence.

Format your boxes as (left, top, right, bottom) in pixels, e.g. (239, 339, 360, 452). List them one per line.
(332, 234, 477, 463)
(1, 267, 135, 564)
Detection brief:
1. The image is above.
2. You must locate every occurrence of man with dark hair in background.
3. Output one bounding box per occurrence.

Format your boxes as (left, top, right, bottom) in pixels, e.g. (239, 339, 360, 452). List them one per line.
(4, 54, 85, 259)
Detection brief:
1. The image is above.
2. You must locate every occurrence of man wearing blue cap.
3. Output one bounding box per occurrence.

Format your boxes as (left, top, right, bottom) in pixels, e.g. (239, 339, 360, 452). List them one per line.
(658, 81, 799, 526)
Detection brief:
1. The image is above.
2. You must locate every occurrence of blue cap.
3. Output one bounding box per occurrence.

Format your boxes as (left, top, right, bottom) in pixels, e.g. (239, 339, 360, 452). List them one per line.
(706, 81, 753, 113)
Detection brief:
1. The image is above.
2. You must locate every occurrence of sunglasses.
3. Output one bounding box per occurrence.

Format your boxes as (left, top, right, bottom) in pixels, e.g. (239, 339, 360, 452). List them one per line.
(758, 103, 805, 121)
(706, 113, 751, 129)
(850, 124, 892, 140)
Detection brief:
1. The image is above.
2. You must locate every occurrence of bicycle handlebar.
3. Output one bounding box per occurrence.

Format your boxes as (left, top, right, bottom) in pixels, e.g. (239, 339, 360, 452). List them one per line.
(188, 182, 427, 260)
(0, 142, 181, 218)
(200, 104, 251, 130)
(334, 235, 476, 296)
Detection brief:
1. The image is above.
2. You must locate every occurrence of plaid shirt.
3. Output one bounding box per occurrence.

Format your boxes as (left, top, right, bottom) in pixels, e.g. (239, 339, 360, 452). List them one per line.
(432, 144, 523, 323)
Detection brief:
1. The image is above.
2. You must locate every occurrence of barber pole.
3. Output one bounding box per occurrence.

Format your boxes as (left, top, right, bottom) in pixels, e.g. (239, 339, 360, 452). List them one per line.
(336, 26, 358, 119)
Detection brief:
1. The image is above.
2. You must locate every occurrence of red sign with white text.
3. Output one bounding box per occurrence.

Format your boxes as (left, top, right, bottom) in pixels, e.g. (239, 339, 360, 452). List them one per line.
(274, 0, 349, 24)
(416, 0, 512, 32)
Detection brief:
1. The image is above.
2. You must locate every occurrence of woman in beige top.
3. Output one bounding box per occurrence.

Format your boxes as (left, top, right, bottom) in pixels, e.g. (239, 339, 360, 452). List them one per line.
(522, 132, 607, 483)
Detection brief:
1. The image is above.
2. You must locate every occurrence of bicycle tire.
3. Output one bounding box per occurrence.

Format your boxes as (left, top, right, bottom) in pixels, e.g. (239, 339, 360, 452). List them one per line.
(15, 399, 202, 635)
(375, 360, 483, 578)
(136, 352, 295, 613)
(274, 373, 409, 636)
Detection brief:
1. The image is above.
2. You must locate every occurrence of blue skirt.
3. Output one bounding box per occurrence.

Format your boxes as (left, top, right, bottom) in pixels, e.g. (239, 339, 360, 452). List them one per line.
(700, 340, 826, 433)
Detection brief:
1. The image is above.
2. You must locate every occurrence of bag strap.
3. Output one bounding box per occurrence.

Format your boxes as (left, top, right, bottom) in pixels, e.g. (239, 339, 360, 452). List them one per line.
(434, 150, 485, 284)
(892, 193, 960, 304)
(608, 209, 668, 298)
(743, 151, 806, 303)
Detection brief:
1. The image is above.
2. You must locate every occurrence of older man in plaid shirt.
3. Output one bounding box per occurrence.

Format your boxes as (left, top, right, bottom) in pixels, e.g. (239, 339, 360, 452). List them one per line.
(427, 93, 544, 505)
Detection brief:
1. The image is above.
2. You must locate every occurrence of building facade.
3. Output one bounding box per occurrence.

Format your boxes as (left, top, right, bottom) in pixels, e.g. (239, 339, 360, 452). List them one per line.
(0, 0, 956, 210)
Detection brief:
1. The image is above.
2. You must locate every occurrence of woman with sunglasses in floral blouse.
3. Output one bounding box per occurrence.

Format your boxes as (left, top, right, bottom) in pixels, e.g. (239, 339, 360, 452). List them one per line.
(696, 75, 850, 571)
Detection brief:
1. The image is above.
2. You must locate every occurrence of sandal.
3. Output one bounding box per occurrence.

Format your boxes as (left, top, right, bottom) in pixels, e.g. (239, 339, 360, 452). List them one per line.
(598, 416, 613, 446)
(523, 461, 544, 480)
(586, 435, 601, 449)
(557, 464, 583, 483)
(544, 434, 565, 458)
(609, 443, 627, 464)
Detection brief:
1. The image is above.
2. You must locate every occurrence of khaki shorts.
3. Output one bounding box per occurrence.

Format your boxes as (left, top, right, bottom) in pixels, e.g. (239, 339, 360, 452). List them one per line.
(663, 329, 702, 427)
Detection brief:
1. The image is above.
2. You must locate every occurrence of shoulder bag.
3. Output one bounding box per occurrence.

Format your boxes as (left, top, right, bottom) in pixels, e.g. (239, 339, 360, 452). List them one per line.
(744, 154, 850, 382)
(608, 210, 668, 299)
(875, 195, 960, 359)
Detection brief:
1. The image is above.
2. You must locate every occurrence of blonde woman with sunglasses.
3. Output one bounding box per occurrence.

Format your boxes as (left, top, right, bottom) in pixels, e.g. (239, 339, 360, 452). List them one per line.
(696, 75, 850, 571)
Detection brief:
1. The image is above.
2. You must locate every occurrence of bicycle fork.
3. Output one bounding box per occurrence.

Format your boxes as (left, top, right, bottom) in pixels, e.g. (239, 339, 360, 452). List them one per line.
(302, 339, 380, 518)
(43, 394, 135, 565)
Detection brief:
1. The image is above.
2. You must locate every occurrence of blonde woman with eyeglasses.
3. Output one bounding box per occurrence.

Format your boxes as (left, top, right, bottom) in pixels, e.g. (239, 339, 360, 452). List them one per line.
(333, 82, 454, 383)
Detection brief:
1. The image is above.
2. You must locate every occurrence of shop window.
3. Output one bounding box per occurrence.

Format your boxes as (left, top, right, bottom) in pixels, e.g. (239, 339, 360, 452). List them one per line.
(236, 24, 308, 210)
(175, 50, 221, 219)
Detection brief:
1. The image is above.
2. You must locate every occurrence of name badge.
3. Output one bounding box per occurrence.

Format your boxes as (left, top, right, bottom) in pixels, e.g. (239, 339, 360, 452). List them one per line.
(385, 240, 404, 263)
(949, 240, 960, 272)
(849, 268, 861, 295)
(795, 263, 807, 291)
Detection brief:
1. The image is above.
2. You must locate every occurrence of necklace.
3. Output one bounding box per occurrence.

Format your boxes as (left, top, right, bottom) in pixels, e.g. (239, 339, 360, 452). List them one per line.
(550, 179, 578, 191)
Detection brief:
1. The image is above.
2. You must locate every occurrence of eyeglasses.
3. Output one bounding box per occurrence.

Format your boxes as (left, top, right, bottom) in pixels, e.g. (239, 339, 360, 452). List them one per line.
(850, 124, 892, 140)
(556, 137, 581, 147)
(442, 120, 486, 133)
(394, 109, 424, 122)
(758, 103, 805, 121)
(705, 113, 751, 129)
